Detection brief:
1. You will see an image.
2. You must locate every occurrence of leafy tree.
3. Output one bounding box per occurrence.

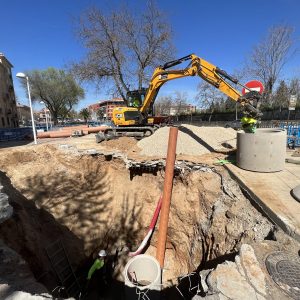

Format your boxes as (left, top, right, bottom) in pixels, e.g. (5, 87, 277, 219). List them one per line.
(80, 108, 91, 123)
(224, 97, 237, 112)
(274, 80, 289, 110)
(21, 68, 84, 124)
(73, 2, 174, 99)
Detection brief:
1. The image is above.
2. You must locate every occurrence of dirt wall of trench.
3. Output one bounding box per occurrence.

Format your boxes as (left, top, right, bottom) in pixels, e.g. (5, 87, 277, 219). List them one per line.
(0, 144, 274, 290)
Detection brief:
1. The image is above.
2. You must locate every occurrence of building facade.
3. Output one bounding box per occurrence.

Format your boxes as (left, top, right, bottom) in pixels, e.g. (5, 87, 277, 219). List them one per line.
(36, 108, 52, 129)
(16, 103, 31, 126)
(88, 98, 126, 121)
(0, 53, 18, 128)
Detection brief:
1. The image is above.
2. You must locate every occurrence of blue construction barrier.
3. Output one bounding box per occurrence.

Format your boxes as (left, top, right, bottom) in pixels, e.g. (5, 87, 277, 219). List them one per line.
(0, 127, 33, 142)
(280, 124, 300, 147)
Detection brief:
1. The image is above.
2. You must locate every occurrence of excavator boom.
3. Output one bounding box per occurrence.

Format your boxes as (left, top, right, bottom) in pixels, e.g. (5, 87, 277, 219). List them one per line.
(140, 54, 261, 118)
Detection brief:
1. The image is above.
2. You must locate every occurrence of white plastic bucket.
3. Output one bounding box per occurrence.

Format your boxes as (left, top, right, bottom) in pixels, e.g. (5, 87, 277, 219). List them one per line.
(124, 254, 161, 300)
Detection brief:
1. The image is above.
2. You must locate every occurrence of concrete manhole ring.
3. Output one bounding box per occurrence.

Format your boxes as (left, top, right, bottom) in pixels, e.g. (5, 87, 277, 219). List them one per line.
(265, 251, 300, 299)
(291, 184, 300, 203)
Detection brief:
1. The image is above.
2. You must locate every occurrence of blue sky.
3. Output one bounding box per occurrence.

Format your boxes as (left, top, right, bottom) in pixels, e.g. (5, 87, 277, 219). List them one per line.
(1, 0, 300, 111)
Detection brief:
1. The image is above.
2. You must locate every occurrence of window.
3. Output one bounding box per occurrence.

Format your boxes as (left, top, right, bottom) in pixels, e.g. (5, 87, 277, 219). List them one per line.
(2, 117, 5, 126)
(124, 111, 141, 121)
(7, 117, 10, 125)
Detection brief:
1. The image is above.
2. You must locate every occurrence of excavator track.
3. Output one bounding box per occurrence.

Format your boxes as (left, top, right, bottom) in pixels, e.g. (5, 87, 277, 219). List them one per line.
(95, 126, 157, 143)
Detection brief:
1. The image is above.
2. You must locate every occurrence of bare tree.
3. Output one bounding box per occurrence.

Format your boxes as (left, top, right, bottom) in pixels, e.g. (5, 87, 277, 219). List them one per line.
(246, 25, 294, 104)
(196, 82, 224, 122)
(154, 96, 173, 115)
(72, 2, 174, 100)
(173, 91, 188, 116)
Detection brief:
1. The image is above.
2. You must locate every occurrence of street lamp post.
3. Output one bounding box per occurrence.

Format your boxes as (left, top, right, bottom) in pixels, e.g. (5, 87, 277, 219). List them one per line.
(45, 109, 49, 131)
(16, 72, 37, 144)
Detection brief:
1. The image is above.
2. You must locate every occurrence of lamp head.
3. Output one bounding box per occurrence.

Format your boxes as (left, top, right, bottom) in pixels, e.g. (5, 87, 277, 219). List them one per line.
(16, 72, 26, 79)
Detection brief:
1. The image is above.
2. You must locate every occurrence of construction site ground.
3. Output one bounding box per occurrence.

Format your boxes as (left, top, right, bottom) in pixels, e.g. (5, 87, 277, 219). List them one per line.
(0, 124, 300, 300)
(225, 150, 300, 242)
(8, 126, 299, 242)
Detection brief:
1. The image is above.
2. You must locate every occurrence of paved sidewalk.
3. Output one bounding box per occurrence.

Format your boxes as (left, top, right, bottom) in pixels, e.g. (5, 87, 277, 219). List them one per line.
(224, 158, 300, 242)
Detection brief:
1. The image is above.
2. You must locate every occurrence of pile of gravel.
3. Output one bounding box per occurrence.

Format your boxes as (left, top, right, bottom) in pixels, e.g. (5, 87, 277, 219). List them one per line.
(137, 125, 237, 157)
(182, 124, 237, 151)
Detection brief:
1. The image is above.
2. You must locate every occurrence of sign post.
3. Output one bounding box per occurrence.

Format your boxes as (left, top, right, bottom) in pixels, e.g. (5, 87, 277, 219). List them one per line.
(289, 95, 297, 111)
(288, 95, 297, 127)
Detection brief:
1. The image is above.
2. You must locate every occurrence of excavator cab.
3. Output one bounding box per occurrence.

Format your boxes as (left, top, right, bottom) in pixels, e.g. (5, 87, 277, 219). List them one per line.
(126, 88, 147, 108)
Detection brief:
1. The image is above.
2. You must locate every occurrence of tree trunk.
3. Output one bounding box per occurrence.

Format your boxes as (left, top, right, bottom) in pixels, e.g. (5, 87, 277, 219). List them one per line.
(52, 112, 58, 125)
(208, 109, 214, 123)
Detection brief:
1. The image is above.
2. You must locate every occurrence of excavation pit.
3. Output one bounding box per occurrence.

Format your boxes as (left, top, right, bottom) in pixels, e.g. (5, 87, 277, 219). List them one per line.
(0, 142, 280, 299)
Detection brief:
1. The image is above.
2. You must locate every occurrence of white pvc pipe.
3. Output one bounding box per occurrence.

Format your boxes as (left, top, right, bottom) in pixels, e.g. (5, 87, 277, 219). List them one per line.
(124, 254, 161, 300)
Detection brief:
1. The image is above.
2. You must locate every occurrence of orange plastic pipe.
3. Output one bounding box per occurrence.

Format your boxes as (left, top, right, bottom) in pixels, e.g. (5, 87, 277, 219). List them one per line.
(156, 127, 178, 268)
(87, 126, 107, 133)
(60, 125, 88, 131)
(37, 132, 51, 138)
(49, 131, 72, 138)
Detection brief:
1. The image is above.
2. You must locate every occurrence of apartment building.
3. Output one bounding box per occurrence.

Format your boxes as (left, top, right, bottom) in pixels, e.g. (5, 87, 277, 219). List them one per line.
(16, 103, 31, 126)
(0, 53, 18, 128)
(88, 98, 126, 121)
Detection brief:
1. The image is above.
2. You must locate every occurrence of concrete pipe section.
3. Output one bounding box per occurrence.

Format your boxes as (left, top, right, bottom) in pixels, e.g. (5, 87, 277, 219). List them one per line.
(124, 254, 162, 300)
(291, 184, 300, 203)
(236, 128, 286, 172)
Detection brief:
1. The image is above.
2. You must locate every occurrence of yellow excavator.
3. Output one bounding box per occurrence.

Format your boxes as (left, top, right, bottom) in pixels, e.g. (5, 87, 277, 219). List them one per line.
(96, 54, 262, 142)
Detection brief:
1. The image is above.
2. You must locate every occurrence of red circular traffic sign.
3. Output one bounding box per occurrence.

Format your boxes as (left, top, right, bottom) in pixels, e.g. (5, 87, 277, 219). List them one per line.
(242, 80, 264, 95)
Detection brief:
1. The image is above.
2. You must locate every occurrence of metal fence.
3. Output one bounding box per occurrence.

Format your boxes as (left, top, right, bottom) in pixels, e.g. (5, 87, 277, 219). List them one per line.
(0, 127, 33, 142)
(280, 124, 300, 147)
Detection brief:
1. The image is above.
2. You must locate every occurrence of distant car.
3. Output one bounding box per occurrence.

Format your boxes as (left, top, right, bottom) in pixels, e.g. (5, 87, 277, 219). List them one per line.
(100, 121, 114, 127)
(88, 121, 114, 128)
(224, 120, 242, 130)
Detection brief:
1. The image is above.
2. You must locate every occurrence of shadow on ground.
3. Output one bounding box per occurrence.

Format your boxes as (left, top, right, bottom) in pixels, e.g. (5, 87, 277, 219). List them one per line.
(0, 170, 85, 297)
(0, 156, 145, 298)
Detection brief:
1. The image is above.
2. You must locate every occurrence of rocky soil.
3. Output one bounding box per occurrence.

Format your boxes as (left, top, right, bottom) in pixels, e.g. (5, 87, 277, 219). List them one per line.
(0, 127, 299, 299)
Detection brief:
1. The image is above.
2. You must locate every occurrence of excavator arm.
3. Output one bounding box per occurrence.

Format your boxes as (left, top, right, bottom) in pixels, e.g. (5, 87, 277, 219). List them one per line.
(140, 54, 262, 122)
